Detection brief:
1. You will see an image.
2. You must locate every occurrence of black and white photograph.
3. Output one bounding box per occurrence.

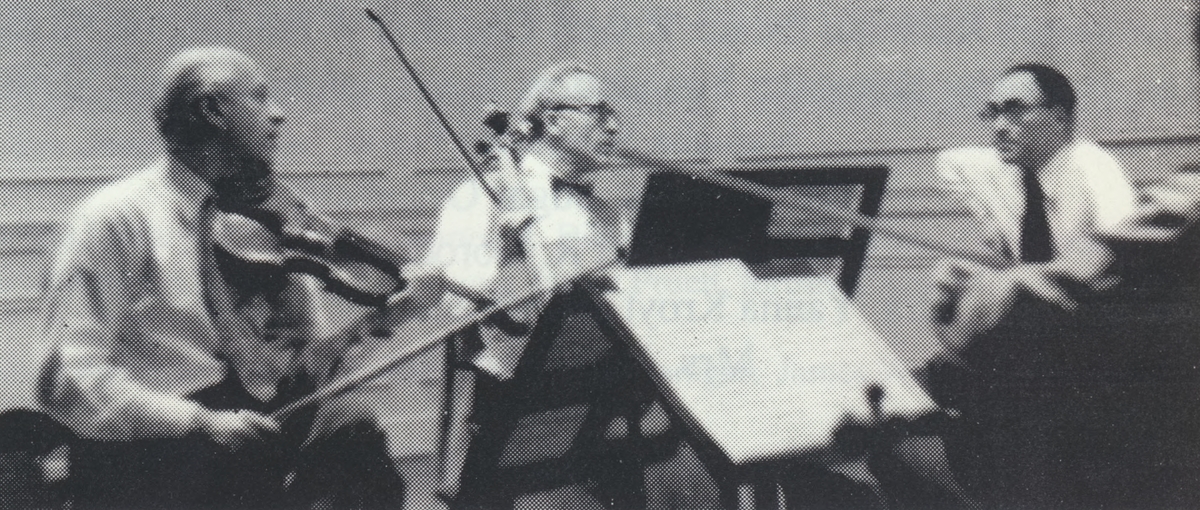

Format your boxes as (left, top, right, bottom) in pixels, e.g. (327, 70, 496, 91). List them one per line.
(0, 1, 1197, 508)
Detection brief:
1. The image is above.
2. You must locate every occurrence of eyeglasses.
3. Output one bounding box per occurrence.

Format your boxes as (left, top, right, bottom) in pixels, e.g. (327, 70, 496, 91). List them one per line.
(549, 101, 617, 122)
(978, 100, 1051, 122)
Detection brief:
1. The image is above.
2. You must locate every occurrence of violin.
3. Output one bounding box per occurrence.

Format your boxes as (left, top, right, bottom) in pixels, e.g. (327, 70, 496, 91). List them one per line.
(211, 182, 408, 308)
(263, 114, 620, 420)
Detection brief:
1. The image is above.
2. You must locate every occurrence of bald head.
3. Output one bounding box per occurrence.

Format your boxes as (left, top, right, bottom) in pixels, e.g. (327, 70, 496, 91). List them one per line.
(153, 47, 285, 205)
(152, 46, 260, 152)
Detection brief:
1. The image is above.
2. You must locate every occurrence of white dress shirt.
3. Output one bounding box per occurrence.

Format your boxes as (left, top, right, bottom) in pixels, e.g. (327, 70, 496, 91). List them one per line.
(422, 153, 610, 380)
(38, 159, 321, 440)
(937, 139, 1137, 270)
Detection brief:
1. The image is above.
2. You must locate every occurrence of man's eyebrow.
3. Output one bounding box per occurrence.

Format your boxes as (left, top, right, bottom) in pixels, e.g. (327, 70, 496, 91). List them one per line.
(987, 99, 1030, 107)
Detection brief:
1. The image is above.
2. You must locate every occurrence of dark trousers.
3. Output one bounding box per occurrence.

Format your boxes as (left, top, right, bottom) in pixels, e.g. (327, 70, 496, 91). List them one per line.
(71, 374, 403, 510)
(927, 288, 1200, 509)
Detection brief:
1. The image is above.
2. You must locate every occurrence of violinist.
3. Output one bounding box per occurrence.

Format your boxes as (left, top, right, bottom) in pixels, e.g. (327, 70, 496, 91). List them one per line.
(36, 47, 402, 509)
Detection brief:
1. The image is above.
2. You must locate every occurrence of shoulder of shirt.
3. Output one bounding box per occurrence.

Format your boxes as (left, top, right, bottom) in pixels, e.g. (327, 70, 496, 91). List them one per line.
(63, 166, 159, 238)
(935, 145, 1006, 182)
(1065, 139, 1122, 169)
(443, 172, 499, 210)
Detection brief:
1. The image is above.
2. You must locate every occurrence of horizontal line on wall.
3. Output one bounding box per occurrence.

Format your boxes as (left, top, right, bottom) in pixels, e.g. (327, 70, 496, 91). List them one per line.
(0, 209, 971, 258)
(4, 128, 1198, 185)
(0, 298, 37, 316)
(0, 254, 939, 309)
(741, 144, 946, 165)
(740, 129, 1200, 165)
(0, 163, 393, 186)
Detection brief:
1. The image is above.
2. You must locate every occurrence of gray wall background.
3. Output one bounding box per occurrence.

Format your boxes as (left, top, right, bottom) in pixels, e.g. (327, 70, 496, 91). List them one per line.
(1, 3, 1198, 482)
(0, 0, 1194, 176)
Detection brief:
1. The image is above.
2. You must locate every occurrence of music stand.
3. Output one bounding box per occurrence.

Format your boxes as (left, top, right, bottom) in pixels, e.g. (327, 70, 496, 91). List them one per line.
(626, 166, 888, 295)
(592, 166, 938, 508)
(436, 166, 930, 510)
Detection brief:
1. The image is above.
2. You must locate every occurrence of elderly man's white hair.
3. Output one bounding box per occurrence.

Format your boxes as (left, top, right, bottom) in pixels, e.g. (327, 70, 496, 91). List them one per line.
(513, 62, 595, 140)
(152, 46, 256, 151)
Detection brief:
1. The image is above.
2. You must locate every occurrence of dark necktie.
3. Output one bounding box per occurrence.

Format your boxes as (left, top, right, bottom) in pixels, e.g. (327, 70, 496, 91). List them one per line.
(1020, 168, 1053, 263)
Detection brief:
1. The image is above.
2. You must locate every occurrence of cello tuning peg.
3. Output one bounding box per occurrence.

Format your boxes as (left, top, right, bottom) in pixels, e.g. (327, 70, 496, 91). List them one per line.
(482, 104, 511, 136)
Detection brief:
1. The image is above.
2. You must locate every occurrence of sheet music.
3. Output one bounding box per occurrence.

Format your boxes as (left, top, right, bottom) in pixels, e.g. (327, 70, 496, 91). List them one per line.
(603, 259, 937, 465)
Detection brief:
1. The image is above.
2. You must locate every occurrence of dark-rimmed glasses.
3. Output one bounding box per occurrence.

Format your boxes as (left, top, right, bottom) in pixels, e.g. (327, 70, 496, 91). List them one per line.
(979, 100, 1051, 122)
(549, 101, 617, 122)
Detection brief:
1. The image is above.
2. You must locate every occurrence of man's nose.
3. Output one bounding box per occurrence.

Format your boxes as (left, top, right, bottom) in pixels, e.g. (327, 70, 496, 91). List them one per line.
(602, 116, 619, 136)
(268, 100, 285, 125)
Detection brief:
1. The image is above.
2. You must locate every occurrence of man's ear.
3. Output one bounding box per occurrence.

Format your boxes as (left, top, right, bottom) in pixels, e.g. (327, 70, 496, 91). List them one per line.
(196, 94, 227, 131)
(540, 110, 561, 136)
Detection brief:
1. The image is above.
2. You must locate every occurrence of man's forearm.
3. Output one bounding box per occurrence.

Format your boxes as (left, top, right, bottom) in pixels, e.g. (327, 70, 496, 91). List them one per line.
(43, 357, 207, 441)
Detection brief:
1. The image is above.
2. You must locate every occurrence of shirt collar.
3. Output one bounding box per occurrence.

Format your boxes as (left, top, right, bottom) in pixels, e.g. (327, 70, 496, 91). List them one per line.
(983, 138, 1080, 185)
(158, 157, 215, 230)
(1032, 138, 1082, 177)
(520, 151, 561, 200)
(520, 153, 557, 196)
(1027, 139, 1093, 196)
(521, 151, 592, 197)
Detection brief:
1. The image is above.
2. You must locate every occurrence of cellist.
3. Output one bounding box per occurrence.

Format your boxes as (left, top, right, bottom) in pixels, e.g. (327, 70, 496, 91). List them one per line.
(423, 62, 622, 384)
(425, 63, 667, 506)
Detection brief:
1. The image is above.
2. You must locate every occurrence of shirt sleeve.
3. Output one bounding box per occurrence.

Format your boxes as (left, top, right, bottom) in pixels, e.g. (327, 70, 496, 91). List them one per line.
(935, 148, 1013, 265)
(1080, 144, 1138, 231)
(39, 204, 205, 441)
(423, 181, 499, 292)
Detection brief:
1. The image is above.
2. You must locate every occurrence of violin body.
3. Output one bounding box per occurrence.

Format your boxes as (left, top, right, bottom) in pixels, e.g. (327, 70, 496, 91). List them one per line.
(212, 182, 408, 308)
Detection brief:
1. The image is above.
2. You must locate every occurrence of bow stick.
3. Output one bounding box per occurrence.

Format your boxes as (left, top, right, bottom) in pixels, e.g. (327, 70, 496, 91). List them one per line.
(271, 9, 574, 421)
(271, 250, 619, 421)
(371, 2, 987, 267)
(365, 8, 500, 204)
(274, 8, 995, 421)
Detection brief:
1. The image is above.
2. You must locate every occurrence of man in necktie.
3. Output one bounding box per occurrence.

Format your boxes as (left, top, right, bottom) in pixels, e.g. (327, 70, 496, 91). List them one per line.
(36, 47, 402, 509)
(931, 63, 1136, 353)
(424, 62, 621, 384)
(427, 63, 738, 509)
(423, 63, 625, 504)
(922, 64, 1140, 506)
